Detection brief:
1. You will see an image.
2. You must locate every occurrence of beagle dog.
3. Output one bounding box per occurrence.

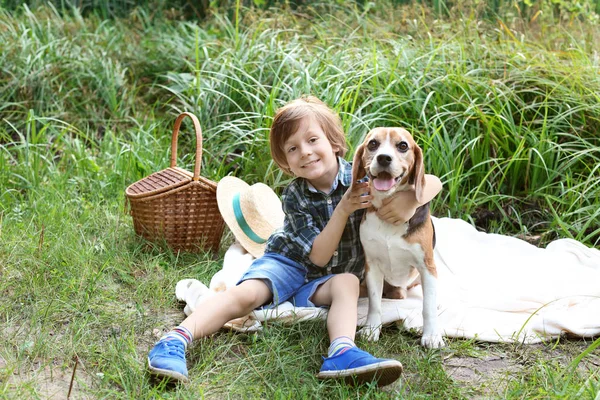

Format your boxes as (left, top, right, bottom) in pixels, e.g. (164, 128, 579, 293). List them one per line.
(353, 127, 445, 349)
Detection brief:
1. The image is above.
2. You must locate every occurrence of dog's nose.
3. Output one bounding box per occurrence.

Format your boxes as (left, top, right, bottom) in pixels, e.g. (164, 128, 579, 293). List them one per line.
(376, 154, 392, 167)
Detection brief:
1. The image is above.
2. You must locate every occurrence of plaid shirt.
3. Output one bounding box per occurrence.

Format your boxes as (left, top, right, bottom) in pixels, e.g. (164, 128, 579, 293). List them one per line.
(265, 158, 366, 280)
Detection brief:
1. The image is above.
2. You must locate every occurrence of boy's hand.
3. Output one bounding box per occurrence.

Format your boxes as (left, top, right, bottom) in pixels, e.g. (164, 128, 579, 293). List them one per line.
(309, 182, 372, 267)
(377, 174, 442, 225)
(377, 191, 420, 225)
(338, 182, 372, 216)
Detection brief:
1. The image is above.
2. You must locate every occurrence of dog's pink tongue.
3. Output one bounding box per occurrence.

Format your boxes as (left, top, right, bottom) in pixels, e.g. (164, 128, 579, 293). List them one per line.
(373, 177, 395, 191)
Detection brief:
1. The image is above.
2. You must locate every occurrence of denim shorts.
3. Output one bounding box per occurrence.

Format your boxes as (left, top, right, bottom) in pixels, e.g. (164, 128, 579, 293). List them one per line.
(237, 252, 335, 308)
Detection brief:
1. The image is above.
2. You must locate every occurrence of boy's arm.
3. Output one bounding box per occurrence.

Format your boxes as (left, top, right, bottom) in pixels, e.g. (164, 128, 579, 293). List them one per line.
(377, 174, 442, 225)
(309, 182, 371, 267)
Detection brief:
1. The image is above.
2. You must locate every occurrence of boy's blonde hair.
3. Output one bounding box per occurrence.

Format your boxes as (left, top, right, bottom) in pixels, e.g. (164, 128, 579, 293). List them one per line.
(269, 96, 348, 175)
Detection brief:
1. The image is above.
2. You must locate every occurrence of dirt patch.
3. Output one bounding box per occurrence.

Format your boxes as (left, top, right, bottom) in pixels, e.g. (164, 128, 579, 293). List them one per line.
(4, 358, 95, 399)
(144, 308, 185, 338)
(137, 308, 186, 355)
(526, 341, 600, 373)
(443, 353, 520, 397)
(443, 340, 599, 397)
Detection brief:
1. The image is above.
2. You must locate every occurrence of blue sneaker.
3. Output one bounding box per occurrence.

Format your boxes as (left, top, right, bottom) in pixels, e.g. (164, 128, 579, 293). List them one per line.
(317, 347, 403, 387)
(147, 339, 189, 383)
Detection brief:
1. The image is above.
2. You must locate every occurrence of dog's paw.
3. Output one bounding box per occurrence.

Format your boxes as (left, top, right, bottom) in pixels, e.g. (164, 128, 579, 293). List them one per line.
(421, 334, 445, 349)
(358, 325, 381, 342)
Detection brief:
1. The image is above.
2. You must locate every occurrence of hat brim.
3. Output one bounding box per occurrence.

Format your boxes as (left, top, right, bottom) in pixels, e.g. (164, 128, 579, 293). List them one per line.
(217, 176, 267, 259)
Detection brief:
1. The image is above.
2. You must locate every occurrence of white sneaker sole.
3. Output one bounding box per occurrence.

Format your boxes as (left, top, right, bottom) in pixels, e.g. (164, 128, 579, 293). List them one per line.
(317, 360, 403, 387)
(147, 358, 189, 383)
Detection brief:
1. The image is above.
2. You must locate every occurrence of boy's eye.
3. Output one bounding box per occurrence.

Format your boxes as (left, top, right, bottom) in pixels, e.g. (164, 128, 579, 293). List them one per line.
(287, 146, 296, 153)
(309, 137, 318, 143)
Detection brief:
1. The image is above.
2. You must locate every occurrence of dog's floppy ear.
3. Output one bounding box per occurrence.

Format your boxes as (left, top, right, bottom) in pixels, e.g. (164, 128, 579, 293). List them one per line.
(351, 143, 366, 184)
(408, 143, 426, 203)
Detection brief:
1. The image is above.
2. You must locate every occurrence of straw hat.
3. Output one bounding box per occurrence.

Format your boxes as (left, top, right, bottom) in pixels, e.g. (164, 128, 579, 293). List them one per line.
(217, 176, 285, 258)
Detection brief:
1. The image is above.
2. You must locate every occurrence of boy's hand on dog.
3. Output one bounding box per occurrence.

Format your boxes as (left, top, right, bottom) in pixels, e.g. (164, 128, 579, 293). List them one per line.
(377, 191, 420, 225)
(339, 182, 372, 216)
(378, 174, 443, 225)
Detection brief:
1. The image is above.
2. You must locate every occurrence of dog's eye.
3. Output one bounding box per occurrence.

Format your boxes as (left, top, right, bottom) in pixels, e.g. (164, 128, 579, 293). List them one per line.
(397, 141, 409, 152)
(367, 139, 378, 151)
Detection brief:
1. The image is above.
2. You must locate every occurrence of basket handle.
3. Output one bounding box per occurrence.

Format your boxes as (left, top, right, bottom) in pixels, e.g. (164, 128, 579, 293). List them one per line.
(170, 112, 203, 181)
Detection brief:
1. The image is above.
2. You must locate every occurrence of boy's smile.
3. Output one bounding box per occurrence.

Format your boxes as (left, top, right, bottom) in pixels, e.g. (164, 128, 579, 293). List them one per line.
(284, 116, 340, 193)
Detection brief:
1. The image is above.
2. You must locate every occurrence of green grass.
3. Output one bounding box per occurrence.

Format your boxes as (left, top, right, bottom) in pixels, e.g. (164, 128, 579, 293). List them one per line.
(1, 1, 599, 398)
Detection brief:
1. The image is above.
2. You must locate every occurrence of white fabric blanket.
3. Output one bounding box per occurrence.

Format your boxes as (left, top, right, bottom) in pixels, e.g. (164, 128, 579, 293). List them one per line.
(176, 217, 600, 344)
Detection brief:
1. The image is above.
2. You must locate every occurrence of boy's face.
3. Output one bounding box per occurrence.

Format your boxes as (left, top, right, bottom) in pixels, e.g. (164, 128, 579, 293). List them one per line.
(283, 115, 340, 192)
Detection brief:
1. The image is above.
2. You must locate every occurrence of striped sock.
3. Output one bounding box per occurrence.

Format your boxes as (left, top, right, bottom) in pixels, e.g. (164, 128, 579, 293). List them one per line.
(328, 336, 356, 357)
(160, 326, 193, 349)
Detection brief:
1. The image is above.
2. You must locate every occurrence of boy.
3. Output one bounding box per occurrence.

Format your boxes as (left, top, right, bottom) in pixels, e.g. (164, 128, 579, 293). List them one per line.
(148, 96, 442, 387)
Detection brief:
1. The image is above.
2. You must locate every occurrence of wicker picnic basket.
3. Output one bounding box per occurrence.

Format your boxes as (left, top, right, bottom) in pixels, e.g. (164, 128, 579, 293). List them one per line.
(125, 112, 225, 253)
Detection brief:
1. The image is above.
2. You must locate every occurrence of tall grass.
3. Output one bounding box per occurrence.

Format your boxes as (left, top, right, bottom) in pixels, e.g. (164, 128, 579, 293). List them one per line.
(1, 1, 599, 398)
(2, 1, 598, 243)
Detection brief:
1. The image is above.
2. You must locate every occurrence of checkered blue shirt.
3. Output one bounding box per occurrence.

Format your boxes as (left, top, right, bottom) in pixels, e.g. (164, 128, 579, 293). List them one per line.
(265, 158, 366, 280)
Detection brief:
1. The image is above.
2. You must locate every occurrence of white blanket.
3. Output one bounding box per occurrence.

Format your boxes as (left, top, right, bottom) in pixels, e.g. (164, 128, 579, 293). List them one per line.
(176, 217, 600, 343)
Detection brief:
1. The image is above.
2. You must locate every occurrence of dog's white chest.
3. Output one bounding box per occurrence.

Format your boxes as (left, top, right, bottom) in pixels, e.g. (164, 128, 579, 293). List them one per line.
(360, 212, 424, 284)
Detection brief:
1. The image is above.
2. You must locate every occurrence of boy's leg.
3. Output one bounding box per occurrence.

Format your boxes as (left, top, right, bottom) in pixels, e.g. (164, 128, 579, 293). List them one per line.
(181, 279, 272, 338)
(310, 273, 359, 342)
(309, 273, 403, 387)
(147, 279, 271, 382)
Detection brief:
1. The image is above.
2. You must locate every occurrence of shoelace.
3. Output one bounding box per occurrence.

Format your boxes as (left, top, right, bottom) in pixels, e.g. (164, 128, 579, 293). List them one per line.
(160, 340, 185, 358)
